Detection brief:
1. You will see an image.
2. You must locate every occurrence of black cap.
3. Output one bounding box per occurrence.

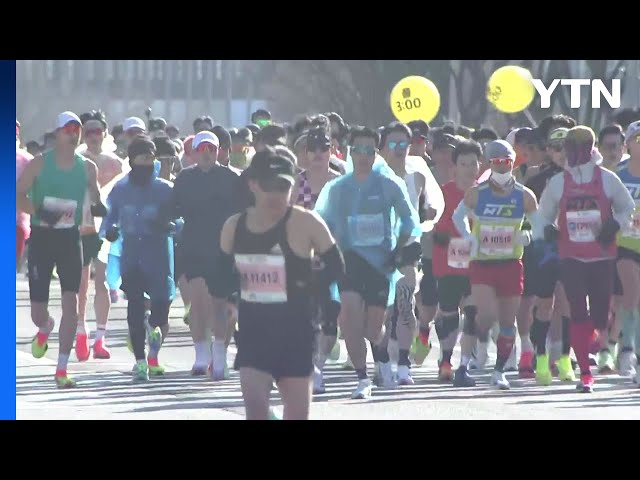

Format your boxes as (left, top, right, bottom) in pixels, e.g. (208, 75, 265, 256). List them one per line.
(408, 120, 430, 139)
(149, 118, 167, 132)
(128, 136, 156, 161)
(432, 132, 458, 150)
(523, 128, 546, 148)
(248, 149, 296, 185)
(307, 128, 331, 150)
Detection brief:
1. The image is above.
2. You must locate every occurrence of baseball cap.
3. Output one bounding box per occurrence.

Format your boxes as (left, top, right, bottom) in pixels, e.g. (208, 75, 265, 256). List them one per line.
(57, 111, 82, 129)
(408, 120, 429, 139)
(548, 127, 569, 144)
(484, 140, 516, 161)
(625, 120, 640, 142)
(123, 117, 146, 132)
(250, 150, 296, 185)
(149, 118, 167, 132)
(432, 132, 458, 150)
(192, 131, 220, 149)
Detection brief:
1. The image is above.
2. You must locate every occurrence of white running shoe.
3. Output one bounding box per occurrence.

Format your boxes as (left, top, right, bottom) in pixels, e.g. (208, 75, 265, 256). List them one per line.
(470, 342, 489, 370)
(351, 379, 373, 399)
(505, 345, 518, 372)
(379, 362, 397, 389)
(618, 350, 636, 377)
(313, 366, 326, 394)
(491, 370, 511, 390)
(397, 365, 415, 386)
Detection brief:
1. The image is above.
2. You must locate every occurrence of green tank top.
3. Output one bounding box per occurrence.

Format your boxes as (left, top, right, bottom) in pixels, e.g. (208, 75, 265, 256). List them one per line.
(30, 150, 87, 228)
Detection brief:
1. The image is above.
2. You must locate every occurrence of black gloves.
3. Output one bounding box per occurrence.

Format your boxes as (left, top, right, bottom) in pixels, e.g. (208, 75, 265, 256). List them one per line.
(544, 224, 560, 243)
(596, 218, 620, 246)
(90, 202, 108, 217)
(105, 225, 120, 242)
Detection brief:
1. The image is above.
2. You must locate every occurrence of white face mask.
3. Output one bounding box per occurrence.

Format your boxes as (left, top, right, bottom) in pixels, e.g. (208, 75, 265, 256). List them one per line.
(491, 170, 512, 186)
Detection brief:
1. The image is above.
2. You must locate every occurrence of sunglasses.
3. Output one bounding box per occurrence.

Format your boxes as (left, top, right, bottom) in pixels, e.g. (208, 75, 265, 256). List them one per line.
(489, 157, 514, 166)
(256, 119, 271, 128)
(351, 145, 376, 156)
(388, 141, 409, 150)
(258, 177, 291, 193)
(196, 143, 218, 153)
(63, 123, 81, 135)
(85, 128, 104, 137)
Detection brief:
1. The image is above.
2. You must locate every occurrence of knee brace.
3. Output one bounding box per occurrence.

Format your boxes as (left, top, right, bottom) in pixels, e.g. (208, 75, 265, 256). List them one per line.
(462, 305, 477, 336)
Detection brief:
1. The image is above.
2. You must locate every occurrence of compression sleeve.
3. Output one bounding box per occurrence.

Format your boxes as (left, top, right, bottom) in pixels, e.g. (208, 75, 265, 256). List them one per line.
(452, 200, 473, 240)
(315, 244, 345, 292)
(207, 251, 239, 299)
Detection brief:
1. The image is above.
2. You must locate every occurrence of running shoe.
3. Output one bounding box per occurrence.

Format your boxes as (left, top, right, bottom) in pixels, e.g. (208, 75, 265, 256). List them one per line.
(411, 332, 432, 366)
(491, 370, 511, 390)
(132, 362, 149, 383)
(438, 360, 454, 382)
(268, 407, 282, 420)
(351, 379, 372, 399)
(576, 373, 594, 393)
(397, 365, 414, 386)
(342, 355, 355, 371)
(109, 289, 119, 303)
(453, 366, 476, 387)
(147, 325, 163, 354)
(535, 354, 553, 386)
(31, 318, 54, 359)
(75, 333, 90, 362)
(148, 357, 165, 377)
(518, 350, 535, 379)
(313, 366, 326, 394)
(379, 362, 397, 388)
(618, 350, 636, 378)
(191, 365, 208, 376)
(597, 350, 615, 374)
(556, 355, 576, 382)
(328, 340, 341, 362)
(92, 339, 111, 359)
(469, 342, 488, 370)
(55, 370, 77, 389)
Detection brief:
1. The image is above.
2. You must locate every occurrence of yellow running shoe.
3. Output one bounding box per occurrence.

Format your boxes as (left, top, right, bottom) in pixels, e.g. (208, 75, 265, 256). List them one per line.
(55, 371, 77, 389)
(535, 354, 553, 386)
(556, 355, 576, 382)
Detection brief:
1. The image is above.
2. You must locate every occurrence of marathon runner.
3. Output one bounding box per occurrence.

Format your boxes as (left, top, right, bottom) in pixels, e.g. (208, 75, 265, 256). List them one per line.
(315, 126, 421, 399)
(173, 131, 242, 379)
(214, 147, 344, 419)
(100, 136, 175, 382)
(17, 111, 104, 388)
(537, 126, 635, 392)
(16, 120, 32, 268)
(432, 139, 481, 386)
(453, 140, 539, 390)
(599, 124, 627, 171)
(75, 110, 123, 361)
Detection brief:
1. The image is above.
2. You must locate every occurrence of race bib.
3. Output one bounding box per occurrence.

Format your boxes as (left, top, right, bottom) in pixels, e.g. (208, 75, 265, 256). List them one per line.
(235, 254, 287, 303)
(80, 193, 95, 229)
(479, 225, 514, 256)
(350, 214, 385, 247)
(42, 196, 77, 229)
(448, 238, 472, 269)
(566, 210, 601, 243)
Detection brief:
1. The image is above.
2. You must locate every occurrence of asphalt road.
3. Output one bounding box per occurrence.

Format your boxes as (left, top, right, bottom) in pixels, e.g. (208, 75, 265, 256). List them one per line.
(15, 275, 640, 420)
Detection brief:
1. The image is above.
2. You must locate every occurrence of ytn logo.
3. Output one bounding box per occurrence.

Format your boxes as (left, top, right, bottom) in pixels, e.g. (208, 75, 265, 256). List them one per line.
(531, 79, 621, 109)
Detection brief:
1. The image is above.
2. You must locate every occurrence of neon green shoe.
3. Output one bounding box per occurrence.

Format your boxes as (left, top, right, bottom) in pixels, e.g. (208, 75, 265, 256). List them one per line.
(412, 334, 432, 367)
(148, 358, 165, 377)
(268, 407, 282, 420)
(535, 354, 553, 386)
(31, 335, 49, 359)
(556, 355, 576, 382)
(55, 373, 77, 389)
(329, 341, 341, 362)
(597, 350, 615, 374)
(147, 326, 163, 353)
(132, 362, 149, 383)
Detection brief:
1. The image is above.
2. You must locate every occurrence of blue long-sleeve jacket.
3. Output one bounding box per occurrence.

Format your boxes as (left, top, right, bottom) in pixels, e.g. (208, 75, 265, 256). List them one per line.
(100, 175, 175, 302)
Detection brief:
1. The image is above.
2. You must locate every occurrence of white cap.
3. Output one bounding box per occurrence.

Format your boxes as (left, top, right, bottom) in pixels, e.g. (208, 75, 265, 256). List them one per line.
(192, 131, 220, 149)
(505, 128, 519, 147)
(57, 111, 81, 129)
(123, 117, 146, 133)
(625, 120, 640, 142)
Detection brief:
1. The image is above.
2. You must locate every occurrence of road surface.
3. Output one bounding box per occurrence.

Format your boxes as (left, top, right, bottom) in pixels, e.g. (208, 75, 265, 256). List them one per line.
(15, 274, 640, 420)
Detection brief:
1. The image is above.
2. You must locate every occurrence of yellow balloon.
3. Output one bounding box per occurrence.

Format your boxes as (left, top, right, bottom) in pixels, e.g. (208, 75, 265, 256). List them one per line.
(487, 66, 535, 113)
(390, 76, 440, 124)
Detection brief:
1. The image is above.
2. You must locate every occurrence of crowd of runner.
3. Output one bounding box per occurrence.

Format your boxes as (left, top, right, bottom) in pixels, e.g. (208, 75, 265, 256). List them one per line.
(15, 105, 640, 420)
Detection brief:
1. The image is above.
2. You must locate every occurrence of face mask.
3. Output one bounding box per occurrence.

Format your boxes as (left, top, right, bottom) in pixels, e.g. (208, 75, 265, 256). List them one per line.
(130, 165, 154, 185)
(491, 170, 513, 186)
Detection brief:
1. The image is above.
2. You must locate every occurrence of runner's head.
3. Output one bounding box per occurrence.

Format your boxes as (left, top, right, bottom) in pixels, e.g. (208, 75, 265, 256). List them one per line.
(123, 117, 147, 152)
(522, 127, 546, 166)
(56, 111, 82, 148)
(26, 141, 42, 157)
(230, 128, 253, 169)
(625, 121, 640, 161)
(349, 126, 380, 176)
(431, 131, 458, 165)
(293, 133, 309, 170)
(149, 117, 168, 138)
(154, 136, 178, 179)
(564, 126, 596, 168)
(597, 124, 625, 166)
(192, 131, 219, 169)
(254, 124, 287, 152)
(452, 139, 481, 187)
(127, 135, 157, 185)
(211, 126, 232, 166)
(408, 120, 430, 157)
(546, 128, 568, 168)
(381, 122, 411, 165)
(193, 116, 213, 134)
(247, 147, 296, 214)
(306, 127, 331, 169)
(166, 125, 180, 140)
(484, 140, 516, 187)
(81, 110, 108, 151)
(509, 127, 532, 165)
(472, 127, 498, 152)
(251, 109, 272, 128)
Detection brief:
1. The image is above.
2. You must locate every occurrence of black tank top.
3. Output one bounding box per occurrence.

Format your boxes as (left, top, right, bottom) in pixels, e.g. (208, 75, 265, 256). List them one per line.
(232, 207, 313, 307)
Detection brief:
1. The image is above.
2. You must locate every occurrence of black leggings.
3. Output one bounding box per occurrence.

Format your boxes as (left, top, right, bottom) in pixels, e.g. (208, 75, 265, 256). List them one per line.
(122, 267, 171, 361)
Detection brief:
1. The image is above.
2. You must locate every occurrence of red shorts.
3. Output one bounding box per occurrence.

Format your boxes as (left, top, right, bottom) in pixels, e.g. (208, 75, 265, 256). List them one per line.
(469, 259, 524, 297)
(16, 225, 28, 263)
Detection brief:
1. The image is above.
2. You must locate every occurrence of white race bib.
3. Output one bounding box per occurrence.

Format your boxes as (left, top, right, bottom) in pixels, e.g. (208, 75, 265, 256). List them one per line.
(235, 254, 287, 303)
(479, 225, 515, 256)
(42, 196, 77, 229)
(448, 238, 472, 269)
(566, 210, 601, 243)
(350, 214, 385, 247)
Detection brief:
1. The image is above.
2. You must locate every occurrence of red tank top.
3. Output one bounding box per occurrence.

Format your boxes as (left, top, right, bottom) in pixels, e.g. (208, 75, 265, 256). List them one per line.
(432, 181, 473, 278)
(558, 166, 616, 260)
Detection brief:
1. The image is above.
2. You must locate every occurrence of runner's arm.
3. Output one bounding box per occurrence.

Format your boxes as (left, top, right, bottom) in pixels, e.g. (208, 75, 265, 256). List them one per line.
(536, 173, 564, 235)
(99, 186, 120, 238)
(390, 179, 420, 248)
(210, 214, 241, 299)
(16, 156, 44, 215)
(305, 210, 345, 287)
(452, 186, 478, 239)
(603, 169, 635, 229)
(521, 187, 540, 245)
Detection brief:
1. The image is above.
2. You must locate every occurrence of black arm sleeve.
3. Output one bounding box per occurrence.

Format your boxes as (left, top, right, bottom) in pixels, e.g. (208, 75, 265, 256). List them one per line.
(418, 192, 427, 223)
(315, 244, 345, 292)
(207, 251, 239, 299)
